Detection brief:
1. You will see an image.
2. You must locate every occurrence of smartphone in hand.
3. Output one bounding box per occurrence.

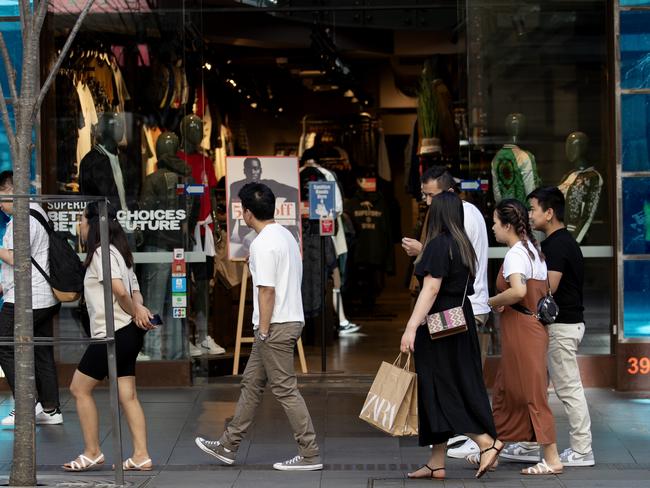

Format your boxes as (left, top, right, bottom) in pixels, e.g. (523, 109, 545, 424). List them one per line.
(150, 314, 163, 326)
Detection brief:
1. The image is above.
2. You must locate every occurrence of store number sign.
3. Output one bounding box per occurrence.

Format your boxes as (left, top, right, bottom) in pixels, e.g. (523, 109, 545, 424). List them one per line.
(626, 356, 650, 375)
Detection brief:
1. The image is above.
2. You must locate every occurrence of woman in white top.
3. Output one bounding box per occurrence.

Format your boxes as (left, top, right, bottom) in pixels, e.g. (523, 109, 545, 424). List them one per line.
(485, 198, 563, 475)
(63, 203, 156, 473)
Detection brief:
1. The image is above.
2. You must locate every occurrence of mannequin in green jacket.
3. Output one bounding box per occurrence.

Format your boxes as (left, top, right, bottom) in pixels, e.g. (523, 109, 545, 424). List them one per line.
(491, 113, 541, 204)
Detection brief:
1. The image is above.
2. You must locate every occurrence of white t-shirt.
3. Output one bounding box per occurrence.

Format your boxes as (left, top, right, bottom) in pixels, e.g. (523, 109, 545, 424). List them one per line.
(84, 244, 140, 338)
(249, 223, 304, 328)
(462, 201, 490, 315)
(503, 241, 548, 282)
(1, 203, 58, 308)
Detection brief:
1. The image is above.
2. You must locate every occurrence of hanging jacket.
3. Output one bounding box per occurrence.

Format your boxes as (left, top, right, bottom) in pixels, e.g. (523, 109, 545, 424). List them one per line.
(491, 144, 540, 204)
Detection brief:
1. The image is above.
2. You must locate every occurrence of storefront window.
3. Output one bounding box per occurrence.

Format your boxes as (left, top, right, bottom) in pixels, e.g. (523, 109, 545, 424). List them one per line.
(620, 10, 650, 90)
(623, 260, 650, 338)
(621, 95, 650, 171)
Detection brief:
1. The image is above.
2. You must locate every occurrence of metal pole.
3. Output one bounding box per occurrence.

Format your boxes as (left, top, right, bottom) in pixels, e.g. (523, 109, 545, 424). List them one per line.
(99, 199, 124, 486)
(320, 236, 327, 372)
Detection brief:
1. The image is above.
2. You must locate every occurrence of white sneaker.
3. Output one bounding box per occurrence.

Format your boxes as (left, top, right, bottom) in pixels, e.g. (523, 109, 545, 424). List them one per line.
(447, 434, 468, 446)
(35, 407, 63, 425)
(2, 403, 59, 426)
(189, 342, 203, 357)
(339, 321, 360, 335)
(500, 442, 541, 462)
(447, 438, 479, 459)
(137, 352, 151, 361)
(200, 336, 226, 355)
(560, 447, 595, 467)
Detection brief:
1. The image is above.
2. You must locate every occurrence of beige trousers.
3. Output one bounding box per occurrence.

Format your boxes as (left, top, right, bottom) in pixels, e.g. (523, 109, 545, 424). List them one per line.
(547, 322, 592, 453)
(220, 322, 320, 458)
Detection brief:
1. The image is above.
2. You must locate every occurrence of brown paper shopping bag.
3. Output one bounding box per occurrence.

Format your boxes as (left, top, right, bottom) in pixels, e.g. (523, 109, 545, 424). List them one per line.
(359, 353, 418, 436)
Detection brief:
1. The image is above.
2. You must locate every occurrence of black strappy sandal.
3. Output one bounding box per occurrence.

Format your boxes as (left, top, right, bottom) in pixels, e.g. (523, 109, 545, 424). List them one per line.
(476, 440, 504, 479)
(407, 463, 445, 480)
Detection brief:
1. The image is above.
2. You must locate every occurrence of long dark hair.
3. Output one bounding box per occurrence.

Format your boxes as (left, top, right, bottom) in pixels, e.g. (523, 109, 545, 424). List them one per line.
(83, 202, 133, 269)
(495, 198, 544, 261)
(417, 192, 477, 276)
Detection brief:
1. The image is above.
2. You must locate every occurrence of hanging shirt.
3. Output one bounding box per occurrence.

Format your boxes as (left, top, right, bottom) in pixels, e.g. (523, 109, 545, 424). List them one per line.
(76, 82, 99, 173)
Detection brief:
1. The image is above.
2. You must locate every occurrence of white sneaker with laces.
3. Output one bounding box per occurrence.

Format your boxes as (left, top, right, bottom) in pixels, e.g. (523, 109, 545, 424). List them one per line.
(189, 342, 203, 357)
(339, 321, 360, 335)
(447, 438, 479, 459)
(137, 352, 151, 361)
(2, 403, 58, 426)
(560, 447, 595, 467)
(499, 442, 540, 462)
(200, 336, 226, 355)
(447, 434, 468, 446)
(273, 454, 323, 471)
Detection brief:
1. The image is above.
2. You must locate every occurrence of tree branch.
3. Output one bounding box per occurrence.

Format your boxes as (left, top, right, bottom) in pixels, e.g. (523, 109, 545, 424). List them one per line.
(19, 0, 31, 44)
(0, 33, 18, 102)
(0, 84, 17, 164)
(32, 0, 97, 121)
(33, 0, 49, 40)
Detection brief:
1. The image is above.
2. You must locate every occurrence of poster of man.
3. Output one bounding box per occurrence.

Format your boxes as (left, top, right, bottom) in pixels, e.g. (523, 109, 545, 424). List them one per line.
(227, 156, 301, 260)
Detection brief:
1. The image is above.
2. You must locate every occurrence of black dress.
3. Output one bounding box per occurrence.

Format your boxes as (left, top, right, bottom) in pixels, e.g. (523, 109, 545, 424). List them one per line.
(413, 233, 497, 446)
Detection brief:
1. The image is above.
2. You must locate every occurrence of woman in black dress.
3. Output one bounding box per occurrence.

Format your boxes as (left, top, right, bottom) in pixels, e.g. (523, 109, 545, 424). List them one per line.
(400, 192, 502, 480)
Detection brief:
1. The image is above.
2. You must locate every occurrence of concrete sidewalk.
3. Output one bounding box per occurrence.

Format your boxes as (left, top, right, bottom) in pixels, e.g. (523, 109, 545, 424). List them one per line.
(0, 377, 649, 487)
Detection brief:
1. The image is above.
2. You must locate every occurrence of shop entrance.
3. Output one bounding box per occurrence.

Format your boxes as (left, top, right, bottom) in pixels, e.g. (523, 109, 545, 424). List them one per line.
(42, 1, 614, 384)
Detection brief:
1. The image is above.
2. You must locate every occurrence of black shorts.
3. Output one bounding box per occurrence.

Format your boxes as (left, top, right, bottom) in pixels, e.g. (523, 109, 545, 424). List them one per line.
(77, 322, 145, 381)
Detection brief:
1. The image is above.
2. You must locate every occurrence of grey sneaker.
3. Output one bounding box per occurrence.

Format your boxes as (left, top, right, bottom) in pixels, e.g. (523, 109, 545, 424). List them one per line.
(273, 455, 323, 471)
(194, 437, 236, 465)
(560, 448, 595, 467)
(499, 442, 541, 462)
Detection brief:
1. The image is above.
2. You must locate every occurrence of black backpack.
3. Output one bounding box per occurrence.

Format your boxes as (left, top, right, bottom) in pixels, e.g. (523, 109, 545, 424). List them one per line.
(29, 209, 85, 302)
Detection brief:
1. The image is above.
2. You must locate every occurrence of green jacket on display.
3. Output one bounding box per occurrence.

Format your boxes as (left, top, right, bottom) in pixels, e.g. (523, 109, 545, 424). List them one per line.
(491, 144, 541, 204)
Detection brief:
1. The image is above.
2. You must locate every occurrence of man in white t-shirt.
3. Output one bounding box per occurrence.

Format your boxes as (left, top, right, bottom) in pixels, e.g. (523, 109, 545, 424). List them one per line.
(0, 172, 62, 426)
(401, 166, 490, 459)
(196, 182, 322, 471)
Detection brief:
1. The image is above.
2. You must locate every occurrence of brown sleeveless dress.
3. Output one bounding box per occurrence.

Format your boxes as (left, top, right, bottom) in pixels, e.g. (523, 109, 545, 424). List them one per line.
(491, 266, 557, 444)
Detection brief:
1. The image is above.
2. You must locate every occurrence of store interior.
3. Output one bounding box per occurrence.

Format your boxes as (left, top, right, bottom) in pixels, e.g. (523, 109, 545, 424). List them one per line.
(43, 0, 614, 381)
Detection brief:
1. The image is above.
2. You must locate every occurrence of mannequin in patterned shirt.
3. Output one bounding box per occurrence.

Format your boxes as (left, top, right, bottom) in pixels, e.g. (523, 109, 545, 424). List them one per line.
(557, 132, 603, 243)
(491, 113, 541, 205)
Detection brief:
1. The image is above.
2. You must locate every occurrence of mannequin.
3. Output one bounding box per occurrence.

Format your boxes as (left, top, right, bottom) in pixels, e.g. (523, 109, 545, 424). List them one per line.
(79, 112, 129, 211)
(491, 113, 540, 204)
(557, 132, 603, 243)
(140, 132, 200, 360)
(177, 115, 219, 357)
(299, 148, 359, 335)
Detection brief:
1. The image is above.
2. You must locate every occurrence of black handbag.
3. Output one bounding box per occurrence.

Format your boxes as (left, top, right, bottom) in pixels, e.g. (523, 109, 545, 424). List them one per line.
(509, 253, 559, 326)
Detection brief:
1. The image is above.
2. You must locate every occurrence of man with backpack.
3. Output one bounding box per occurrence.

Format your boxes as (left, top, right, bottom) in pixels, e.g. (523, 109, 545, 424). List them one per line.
(0, 171, 63, 425)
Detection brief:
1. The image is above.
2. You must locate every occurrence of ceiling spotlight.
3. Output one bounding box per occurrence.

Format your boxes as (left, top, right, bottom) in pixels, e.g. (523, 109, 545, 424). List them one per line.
(250, 102, 258, 108)
(343, 89, 354, 98)
(278, 107, 284, 113)
(227, 79, 237, 87)
(351, 97, 359, 103)
(226, 59, 232, 64)
(246, 95, 251, 99)
(203, 63, 212, 71)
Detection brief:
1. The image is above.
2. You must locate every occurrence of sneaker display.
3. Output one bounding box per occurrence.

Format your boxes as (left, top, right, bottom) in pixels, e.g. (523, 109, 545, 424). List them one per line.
(339, 321, 360, 335)
(560, 448, 595, 467)
(189, 342, 203, 357)
(447, 438, 479, 459)
(194, 437, 236, 465)
(200, 336, 226, 355)
(273, 455, 323, 471)
(500, 442, 541, 462)
(35, 407, 63, 425)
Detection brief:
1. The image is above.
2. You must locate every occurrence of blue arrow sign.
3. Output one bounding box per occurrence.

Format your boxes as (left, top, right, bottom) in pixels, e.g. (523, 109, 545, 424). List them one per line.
(460, 180, 481, 191)
(185, 184, 205, 195)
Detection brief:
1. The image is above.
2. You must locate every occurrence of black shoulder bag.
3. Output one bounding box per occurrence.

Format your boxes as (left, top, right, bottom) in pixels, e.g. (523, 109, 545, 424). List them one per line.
(509, 253, 559, 326)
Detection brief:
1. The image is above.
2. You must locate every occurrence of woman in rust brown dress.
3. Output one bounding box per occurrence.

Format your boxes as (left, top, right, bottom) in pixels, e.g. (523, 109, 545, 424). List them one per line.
(486, 199, 563, 475)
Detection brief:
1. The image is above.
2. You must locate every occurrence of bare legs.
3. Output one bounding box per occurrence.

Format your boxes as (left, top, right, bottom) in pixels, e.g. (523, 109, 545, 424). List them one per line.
(67, 371, 151, 467)
(542, 442, 562, 470)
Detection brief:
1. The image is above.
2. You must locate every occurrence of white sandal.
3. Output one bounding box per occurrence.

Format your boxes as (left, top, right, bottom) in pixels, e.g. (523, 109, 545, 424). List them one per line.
(521, 459, 563, 475)
(63, 453, 105, 472)
(123, 457, 153, 471)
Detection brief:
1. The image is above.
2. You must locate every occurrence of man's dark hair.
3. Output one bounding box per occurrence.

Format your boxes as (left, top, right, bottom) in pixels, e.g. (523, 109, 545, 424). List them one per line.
(239, 183, 276, 221)
(300, 147, 319, 166)
(243, 157, 261, 170)
(0, 171, 13, 190)
(421, 165, 454, 191)
(527, 186, 565, 222)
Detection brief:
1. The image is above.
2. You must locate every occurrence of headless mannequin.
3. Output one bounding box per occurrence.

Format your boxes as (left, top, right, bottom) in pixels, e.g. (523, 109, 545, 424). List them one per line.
(491, 113, 540, 204)
(557, 132, 603, 243)
(79, 112, 128, 211)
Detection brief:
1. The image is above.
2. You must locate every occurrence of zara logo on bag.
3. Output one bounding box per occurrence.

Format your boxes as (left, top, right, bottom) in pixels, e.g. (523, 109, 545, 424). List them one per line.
(359, 393, 397, 429)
